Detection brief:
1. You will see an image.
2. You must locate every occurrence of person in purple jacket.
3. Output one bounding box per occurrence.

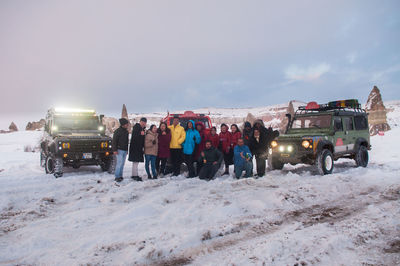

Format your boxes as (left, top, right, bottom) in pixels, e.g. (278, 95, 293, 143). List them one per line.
(156, 122, 172, 177)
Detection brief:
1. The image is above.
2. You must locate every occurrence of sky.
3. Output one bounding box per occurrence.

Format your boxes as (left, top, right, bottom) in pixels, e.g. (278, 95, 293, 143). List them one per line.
(0, 0, 400, 124)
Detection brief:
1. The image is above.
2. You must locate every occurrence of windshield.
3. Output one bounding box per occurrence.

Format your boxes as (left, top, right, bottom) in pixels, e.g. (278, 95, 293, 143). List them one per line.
(54, 116, 100, 131)
(291, 115, 332, 129)
(169, 118, 210, 129)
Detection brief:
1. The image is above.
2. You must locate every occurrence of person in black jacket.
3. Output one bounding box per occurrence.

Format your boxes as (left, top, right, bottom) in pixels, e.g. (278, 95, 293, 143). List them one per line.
(250, 120, 279, 177)
(198, 140, 223, 180)
(113, 118, 130, 182)
(128, 117, 147, 181)
(242, 121, 253, 147)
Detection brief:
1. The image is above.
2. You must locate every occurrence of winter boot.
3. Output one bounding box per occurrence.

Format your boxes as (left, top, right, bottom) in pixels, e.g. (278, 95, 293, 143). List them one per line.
(131, 176, 143, 182)
(115, 177, 123, 182)
(147, 175, 153, 180)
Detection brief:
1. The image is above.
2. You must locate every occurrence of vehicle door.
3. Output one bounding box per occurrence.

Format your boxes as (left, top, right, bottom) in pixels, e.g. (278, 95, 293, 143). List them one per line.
(342, 116, 356, 151)
(333, 116, 346, 153)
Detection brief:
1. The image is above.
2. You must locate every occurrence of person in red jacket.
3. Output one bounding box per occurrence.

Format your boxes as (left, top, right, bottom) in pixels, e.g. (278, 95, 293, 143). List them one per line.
(230, 124, 242, 149)
(156, 122, 171, 177)
(206, 126, 220, 149)
(218, 123, 233, 175)
(194, 121, 207, 175)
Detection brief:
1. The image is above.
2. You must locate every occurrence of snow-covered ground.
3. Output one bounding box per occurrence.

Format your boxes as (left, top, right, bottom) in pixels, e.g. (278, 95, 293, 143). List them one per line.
(1, 106, 400, 265)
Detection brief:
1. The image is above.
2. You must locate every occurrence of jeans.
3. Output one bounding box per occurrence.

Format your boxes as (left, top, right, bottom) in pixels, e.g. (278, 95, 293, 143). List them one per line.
(115, 149, 128, 178)
(145, 155, 157, 177)
(234, 161, 253, 178)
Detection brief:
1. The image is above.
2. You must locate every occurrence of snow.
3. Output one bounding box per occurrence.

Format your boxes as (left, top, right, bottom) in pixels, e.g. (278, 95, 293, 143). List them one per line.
(1, 104, 400, 265)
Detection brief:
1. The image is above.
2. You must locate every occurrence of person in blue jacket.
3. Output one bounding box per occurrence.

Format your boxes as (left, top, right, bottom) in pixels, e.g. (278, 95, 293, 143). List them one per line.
(234, 138, 253, 179)
(182, 120, 201, 178)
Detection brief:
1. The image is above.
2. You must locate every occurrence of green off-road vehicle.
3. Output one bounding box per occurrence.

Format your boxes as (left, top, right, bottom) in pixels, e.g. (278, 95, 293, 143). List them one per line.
(40, 108, 114, 178)
(268, 100, 370, 175)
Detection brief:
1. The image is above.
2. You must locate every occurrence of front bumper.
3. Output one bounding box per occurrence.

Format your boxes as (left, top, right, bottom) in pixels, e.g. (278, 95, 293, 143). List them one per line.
(270, 144, 315, 164)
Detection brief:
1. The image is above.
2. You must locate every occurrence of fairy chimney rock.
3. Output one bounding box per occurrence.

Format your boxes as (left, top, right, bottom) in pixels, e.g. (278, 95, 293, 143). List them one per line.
(365, 86, 390, 135)
(26, 119, 45, 131)
(9, 122, 18, 132)
(121, 104, 128, 119)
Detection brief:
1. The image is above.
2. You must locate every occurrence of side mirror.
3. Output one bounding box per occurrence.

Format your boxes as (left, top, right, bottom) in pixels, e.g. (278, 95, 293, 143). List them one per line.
(99, 114, 105, 124)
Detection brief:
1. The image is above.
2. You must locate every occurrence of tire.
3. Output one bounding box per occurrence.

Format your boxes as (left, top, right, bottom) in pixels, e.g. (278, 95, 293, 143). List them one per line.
(101, 157, 115, 174)
(45, 156, 55, 174)
(268, 156, 284, 170)
(53, 157, 63, 178)
(355, 145, 369, 167)
(40, 152, 46, 168)
(316, 149, 334, 175)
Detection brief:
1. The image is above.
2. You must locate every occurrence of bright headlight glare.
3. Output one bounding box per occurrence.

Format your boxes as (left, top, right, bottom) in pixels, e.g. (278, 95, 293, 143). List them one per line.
(52, 125, 58, 131)
(302, 140, 311, 148)
(268, 148, 272, 155)
(271, 140, 278, 148)
(279, 146, 285, 152)
(98, 126, 104, 131)
(287, 145, 293, 152)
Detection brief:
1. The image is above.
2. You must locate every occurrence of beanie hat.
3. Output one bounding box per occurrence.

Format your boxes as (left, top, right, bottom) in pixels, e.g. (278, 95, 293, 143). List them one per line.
(244, 121, 251, 128)
(119, 118, 129, 126)
(140, 117, 147, 122)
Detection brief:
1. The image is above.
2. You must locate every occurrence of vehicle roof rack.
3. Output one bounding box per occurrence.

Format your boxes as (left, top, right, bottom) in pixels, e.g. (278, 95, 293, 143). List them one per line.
(296, 99, 366, 115)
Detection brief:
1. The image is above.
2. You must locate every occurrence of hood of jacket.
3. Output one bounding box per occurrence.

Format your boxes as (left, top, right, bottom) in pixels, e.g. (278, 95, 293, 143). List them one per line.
(186, 120, 196, 131)
(253, 119, 265, 128)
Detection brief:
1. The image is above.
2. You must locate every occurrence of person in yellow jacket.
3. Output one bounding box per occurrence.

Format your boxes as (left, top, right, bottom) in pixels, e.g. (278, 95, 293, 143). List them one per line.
(168, 117, 186, 176)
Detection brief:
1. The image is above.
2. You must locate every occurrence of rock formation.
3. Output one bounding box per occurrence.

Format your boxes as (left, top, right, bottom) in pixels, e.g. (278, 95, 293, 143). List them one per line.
(121, 104, 128, 119)
(9, 122, 18, 132)
(102, 117, 120, 136)
(365, 86, 390, 136)
(26, 119, 45, 131)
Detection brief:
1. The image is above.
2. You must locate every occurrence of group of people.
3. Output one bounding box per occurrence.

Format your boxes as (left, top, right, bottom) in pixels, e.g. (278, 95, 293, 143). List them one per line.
(111, 117, 279, 182)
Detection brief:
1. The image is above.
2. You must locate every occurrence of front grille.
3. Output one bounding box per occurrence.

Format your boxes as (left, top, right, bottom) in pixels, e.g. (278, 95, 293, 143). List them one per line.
(70, 140, 100, 152)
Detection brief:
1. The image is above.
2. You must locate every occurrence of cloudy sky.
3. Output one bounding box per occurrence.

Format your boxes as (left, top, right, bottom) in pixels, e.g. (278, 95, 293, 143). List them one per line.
(1, 0, 399, 118)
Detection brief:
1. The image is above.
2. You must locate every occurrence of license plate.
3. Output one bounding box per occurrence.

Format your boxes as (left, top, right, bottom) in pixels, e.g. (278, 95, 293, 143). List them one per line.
(281, 154, 290, 157)
(83, 153, 92, 159)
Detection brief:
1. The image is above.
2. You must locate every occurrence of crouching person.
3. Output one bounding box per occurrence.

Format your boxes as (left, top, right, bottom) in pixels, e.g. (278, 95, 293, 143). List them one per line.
(198, 140, 223, 181)
(234, 138, 253, 179)
(113, 118, 130, 182)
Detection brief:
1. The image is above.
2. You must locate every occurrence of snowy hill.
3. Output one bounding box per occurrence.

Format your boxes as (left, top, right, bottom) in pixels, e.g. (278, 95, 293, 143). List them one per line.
(0, 101, 399, 265)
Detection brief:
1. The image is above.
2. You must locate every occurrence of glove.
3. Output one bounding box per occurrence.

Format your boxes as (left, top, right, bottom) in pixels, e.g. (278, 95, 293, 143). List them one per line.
(193, 136, 196, 141)
(152, 140, 156, 145)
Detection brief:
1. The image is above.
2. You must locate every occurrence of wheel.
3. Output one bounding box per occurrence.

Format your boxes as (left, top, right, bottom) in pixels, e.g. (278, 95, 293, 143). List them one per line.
(53, 157, 63, 178)
(45, 156, 55, 174)
(355, 145, 369, 167)
(316, 149, 334, 175)
(40, 152, 46, 168)
(268, 156, 284, 170)
(101, 157, 115, 174)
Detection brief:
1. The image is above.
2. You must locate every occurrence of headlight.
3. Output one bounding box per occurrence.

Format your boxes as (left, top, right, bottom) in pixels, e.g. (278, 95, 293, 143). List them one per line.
(302, 140, 311, 149)
(52, 125, 58, 131)
(101, 142, 108, 148)
(271, 140, 278, 148)
(98, 126, 104, 131)
(279, 146, 285, 152)
(287, 145, 293, 152)
(62, 142, 70, 149)
(268, 148, 272, 155)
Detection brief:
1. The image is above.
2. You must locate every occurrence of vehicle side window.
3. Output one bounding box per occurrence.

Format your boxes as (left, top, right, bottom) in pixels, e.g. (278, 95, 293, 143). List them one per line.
(334, 117, 343, 131)
(354, 116, 368, 130)
(343, 117, 354, 131)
